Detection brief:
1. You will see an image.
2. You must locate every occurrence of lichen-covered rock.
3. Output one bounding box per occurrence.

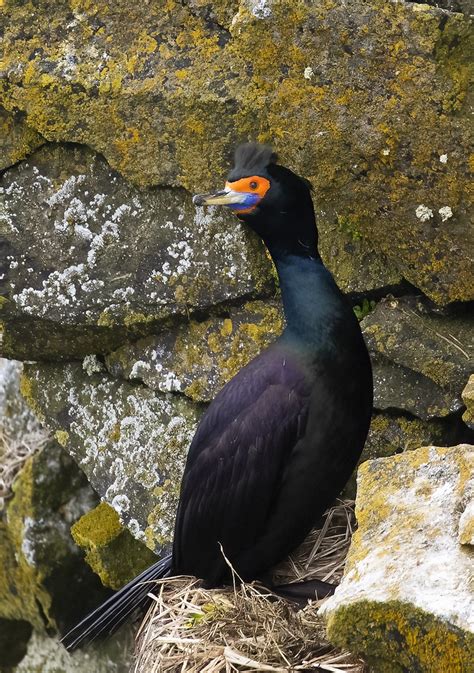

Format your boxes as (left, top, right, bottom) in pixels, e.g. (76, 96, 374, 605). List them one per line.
(362, 297, 473, 419)
(459, 499, 474, 546)
(0, 144, 273, 359)
(321, 444, 474, 673)
(0, 359, 40, 441)
(462, 375, 474, 430)
(342, 411, 464, 498)
(1, 0, 472, 303)
(12, 629, 133, 673)
(21, 362, 200, 552)
(106, 299, 284, 402)
(363, 412, 461, 462)
(0, 106, 43, 170)
(71, 502, 157, 589)
(0, 359, 47, 508)
(0, 440, 109, 632)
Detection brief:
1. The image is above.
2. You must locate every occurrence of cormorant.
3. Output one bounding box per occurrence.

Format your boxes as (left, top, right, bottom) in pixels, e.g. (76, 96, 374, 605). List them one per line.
(62, 143, 373, 650)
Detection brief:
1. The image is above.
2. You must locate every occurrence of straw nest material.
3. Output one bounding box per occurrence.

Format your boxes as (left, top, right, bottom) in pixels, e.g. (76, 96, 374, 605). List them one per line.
(0, 426, 49, 510)
(134, 500, 368, 673)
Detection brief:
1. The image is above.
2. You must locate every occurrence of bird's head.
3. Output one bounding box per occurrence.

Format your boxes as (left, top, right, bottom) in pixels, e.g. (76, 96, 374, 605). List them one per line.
(193, 143, 318, 257)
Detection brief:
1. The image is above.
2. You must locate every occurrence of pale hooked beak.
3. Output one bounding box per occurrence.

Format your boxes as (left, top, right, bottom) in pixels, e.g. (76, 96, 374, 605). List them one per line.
(192, 189, 248, 207)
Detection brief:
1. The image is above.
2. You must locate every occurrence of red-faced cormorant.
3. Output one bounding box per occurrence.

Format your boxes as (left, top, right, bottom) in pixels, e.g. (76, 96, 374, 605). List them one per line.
(62, 143, 373, 650)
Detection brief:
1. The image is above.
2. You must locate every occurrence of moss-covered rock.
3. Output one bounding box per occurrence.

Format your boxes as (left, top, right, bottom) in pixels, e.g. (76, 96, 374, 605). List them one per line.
(462, 375, 474, 430)
(71, 502, 157, 589)
(363, 412, 459, 462)
(0, 106, 43, 171)
(362, 296, 473, 420)
(21, 362, 200, 552)
(0, 440, 110, 633)
(0, 144, 274, 359)
(321, 444, 474, 673)
(106, 299, 284, 402)
(0, 0, 472, 303)
(342, 410, 469, 498)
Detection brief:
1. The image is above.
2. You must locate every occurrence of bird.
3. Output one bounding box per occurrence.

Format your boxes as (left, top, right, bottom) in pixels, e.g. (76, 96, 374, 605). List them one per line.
(62, 142, 373, 650)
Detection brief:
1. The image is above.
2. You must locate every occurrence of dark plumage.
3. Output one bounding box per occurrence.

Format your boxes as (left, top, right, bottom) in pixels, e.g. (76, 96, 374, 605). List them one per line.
(62, 143, 373, 650)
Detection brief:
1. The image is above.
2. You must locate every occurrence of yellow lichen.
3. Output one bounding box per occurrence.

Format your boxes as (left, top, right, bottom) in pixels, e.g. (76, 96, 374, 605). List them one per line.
(54, 430, 69, 447)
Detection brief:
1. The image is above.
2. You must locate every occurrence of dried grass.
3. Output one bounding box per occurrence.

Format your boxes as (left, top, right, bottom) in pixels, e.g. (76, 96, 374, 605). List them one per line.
(134, 500, 367, 673)
(0, 426, 50, 509)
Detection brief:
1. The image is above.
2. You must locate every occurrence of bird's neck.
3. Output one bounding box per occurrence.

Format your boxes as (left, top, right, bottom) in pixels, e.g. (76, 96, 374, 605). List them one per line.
(269, 249, 345, 346)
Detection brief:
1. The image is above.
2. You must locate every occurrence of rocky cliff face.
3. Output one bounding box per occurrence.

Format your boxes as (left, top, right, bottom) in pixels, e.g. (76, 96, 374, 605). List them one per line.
(0, 0, 472, 670)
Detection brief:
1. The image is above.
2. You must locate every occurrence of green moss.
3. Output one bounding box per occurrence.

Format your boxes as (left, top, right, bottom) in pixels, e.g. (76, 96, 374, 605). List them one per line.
(0, 105, 44, 170)
(19, 371, 45, 423)
(353, 298, 376, 322)
(71, 503, 156, 589)
(54, 430, 69, 447)
(326, 600, 474, 673)
(123, 311, 158, 328)
(71, 502, 123, 548)
(0, 459, 52, 628)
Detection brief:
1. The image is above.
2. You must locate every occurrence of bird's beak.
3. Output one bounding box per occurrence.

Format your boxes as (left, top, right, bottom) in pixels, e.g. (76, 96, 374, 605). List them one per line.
(192, 189, 248, 207)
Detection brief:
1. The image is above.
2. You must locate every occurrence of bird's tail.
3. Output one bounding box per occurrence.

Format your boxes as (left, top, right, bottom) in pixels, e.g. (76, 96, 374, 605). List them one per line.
(61, 554, 172, 651)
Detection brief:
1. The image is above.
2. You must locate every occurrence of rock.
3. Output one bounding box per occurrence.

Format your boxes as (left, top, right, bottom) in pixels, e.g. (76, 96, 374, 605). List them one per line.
(71, 502, 157, 590)
(0, 144, 273, 360)
(462, 375, 474, 430)
(458, 500, 474, 546)
(0, 619, 32, 671)
(362, 297, 473, 419)
(12, 629, 133, 673)
(21, 362, 200, 552)
(0, 106, 43, 171)
(0, 358, 40, 441)
(1, 0, 472, 303)
(321, 444, 474, 673)
(0, 359, 47, 509)
(106, 299, 284, 402)
(0, 439, 110, 632)
(363, 412, 464, 462)
(342, 411, 467, 498)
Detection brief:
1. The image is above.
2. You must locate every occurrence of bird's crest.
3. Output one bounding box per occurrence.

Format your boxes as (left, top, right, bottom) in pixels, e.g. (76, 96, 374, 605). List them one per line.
(233, 143, 278, 173)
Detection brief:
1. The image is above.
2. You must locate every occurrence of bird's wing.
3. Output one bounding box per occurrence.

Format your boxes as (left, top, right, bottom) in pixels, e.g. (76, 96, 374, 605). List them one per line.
(172, 343, 312, 583)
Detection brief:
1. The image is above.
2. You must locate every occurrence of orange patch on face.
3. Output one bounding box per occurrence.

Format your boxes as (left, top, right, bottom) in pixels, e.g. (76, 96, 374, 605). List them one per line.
(225, 176, 271, 202)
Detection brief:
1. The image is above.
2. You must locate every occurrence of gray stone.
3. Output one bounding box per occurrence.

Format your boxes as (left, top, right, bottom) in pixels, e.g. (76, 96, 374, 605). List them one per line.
(1, 0, 472, 303)
(106, 299, 284, 402)
(0, 439, 108, 631)
(0, 358, 48, 511)
(321, 444, 474, 673)
(13, 629, 133, 673)
(22, 362, 200, 552)
(0, 144, 273, 359)
(362, 297, 473, 419)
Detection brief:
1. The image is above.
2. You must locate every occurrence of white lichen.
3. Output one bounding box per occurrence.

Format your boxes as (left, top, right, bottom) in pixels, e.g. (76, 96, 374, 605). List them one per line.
(438, 206, 453, 222)
(249, 0, 272, 18)
(82, 354, 104, 376)
(415, 204, 433, 222)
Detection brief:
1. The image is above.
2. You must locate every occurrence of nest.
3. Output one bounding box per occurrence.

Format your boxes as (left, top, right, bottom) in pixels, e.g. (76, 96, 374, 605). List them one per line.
(134, 501, 368, 673)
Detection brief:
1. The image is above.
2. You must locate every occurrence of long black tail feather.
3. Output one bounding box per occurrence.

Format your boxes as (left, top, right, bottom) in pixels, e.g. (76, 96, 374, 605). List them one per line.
(61, 554, 172, 651)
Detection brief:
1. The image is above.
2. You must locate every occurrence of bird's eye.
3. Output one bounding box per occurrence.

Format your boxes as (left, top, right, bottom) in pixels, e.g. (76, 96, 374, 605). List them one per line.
(249, 181, 258, 190)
